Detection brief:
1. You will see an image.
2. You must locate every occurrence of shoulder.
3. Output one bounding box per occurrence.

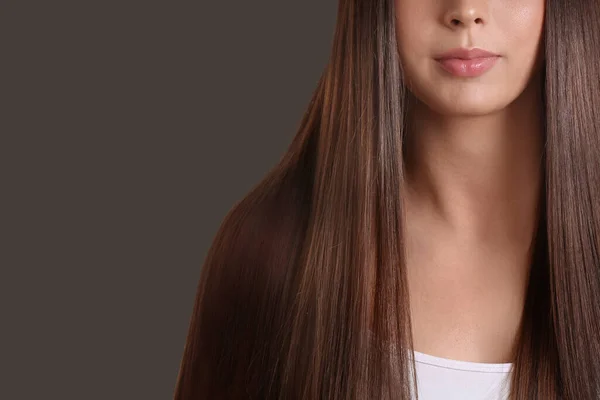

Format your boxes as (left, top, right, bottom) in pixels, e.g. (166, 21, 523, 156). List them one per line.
(177, 176, 309, 398)
(207, 177, 307, 282)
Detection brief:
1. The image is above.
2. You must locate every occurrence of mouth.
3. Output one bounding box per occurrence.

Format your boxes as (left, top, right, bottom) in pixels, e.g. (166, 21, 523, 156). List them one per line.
(434, 47, 501, 78)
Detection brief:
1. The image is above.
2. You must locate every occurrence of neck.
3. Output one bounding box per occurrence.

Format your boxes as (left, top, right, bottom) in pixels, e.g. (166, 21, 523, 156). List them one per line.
(401, 72, 545, 364)
(403, 72, 544, 249)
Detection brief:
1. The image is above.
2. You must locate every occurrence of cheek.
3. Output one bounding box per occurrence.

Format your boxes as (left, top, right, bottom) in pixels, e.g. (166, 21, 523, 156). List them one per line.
(395, 2, 431, 60)
(500, 2, 545, 55)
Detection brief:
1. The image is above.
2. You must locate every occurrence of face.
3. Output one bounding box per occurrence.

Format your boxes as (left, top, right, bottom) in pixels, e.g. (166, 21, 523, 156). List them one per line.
(395, 0, 545, 116)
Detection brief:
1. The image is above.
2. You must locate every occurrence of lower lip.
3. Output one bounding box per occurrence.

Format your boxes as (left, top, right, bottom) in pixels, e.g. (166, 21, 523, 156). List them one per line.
(436, 56, 500, 77)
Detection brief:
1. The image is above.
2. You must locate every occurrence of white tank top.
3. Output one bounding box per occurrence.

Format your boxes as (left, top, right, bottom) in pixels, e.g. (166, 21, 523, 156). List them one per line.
(407, 350, 513, 400)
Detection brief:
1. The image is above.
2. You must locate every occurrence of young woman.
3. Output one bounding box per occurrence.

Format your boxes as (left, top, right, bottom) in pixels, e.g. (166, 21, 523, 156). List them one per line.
(175, 0, 600, 398)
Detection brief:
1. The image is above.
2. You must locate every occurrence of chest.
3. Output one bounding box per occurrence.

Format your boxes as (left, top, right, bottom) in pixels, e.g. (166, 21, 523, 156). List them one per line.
(406, 260, 527, 364)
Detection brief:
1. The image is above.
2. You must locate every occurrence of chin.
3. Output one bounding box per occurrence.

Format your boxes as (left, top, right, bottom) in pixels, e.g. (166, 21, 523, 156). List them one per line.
(431, 99, 505, 117)
(416, 89, 510, 117)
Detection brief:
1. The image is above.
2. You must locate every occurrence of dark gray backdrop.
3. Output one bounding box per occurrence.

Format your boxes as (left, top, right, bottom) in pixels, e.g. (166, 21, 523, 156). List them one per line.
(3, 2, 337, 399)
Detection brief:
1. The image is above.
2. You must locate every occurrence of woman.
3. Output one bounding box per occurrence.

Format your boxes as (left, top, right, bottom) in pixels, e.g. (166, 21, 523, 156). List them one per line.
(175, 0, 600, 398)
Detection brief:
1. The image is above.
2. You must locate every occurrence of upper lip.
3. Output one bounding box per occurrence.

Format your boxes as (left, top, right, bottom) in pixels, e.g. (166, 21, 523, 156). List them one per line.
(434, 47, 500, 60)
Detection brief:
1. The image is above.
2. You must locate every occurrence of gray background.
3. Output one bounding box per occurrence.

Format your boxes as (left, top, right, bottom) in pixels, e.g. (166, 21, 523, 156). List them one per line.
(3, 1, 337, 399)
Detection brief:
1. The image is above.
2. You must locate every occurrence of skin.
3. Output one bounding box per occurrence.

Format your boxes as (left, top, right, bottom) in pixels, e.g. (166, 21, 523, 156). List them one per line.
(395, 0, 546, 363)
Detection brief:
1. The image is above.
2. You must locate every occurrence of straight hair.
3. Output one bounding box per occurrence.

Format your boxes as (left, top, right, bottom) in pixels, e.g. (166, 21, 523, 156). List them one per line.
(174, 0, 600, 398)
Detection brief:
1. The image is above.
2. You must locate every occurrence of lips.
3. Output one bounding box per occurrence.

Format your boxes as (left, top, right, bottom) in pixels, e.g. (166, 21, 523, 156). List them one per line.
(434, 48, 501, 77)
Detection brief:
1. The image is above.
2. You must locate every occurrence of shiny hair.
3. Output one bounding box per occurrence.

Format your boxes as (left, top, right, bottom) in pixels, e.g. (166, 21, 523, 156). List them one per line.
(174, 0, 600, 398)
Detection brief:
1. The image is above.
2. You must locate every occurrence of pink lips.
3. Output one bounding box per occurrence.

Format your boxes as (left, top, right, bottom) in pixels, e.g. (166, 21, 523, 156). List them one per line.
(434, 48, 500, 77)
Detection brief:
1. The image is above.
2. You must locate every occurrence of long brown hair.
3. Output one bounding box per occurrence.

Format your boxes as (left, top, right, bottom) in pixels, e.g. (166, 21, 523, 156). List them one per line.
(175, 0, 600, 398)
